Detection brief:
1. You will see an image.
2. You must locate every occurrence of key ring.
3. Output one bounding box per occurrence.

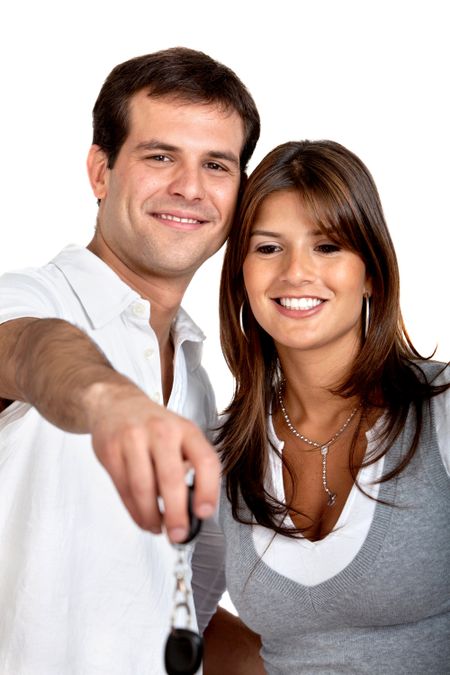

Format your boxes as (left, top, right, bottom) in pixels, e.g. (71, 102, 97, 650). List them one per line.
(164, 479, 203, 675)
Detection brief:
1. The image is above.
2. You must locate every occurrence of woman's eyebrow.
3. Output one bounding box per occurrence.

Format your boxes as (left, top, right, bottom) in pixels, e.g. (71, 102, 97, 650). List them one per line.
(250, 229, 282, 238)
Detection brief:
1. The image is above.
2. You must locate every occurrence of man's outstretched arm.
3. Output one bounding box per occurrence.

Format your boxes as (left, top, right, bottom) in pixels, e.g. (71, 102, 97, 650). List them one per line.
(0, 317, 220, 541)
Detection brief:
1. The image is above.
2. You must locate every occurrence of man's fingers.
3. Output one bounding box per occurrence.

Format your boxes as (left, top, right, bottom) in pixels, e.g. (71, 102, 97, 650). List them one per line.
(94, 434, 162, 532)
(152, 435, 190, 543)
(91, 399, 221, 540)
(96, 444, 147, 528)
(182, 428, 221, 519)
(122, 432, 162, 532)
(153, 423, 220, 543)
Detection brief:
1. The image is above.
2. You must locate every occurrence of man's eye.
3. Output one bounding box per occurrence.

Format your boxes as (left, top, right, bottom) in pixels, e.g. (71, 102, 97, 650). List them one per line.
(315, 243, 341, 254)
(145, 155, 170, 162)
(205, 162, 225, 171)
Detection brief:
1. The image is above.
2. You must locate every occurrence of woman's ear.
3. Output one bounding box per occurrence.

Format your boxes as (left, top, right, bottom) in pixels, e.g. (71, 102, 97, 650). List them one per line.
(86, 145, 109, 200)
(363, 278, 373, 297)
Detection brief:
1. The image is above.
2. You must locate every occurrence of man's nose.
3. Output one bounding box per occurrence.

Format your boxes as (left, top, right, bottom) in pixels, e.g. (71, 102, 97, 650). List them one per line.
(168, 164, 205, 201)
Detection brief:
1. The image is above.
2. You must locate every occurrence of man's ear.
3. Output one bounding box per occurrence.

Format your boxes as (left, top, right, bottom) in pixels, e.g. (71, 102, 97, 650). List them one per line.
(87, 145, 109, 200)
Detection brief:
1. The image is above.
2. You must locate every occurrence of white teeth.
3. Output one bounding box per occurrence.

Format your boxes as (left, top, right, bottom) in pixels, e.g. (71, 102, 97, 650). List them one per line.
(158, 213, 201, 224)
(279, 297, 323, 310)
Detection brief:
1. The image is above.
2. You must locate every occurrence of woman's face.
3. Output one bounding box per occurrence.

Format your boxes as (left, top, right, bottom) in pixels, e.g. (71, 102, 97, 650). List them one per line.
(242, 189, 371, 359)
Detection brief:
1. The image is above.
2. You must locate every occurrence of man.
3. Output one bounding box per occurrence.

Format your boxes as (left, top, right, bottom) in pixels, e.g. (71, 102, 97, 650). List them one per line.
(0, 47, 260, 673)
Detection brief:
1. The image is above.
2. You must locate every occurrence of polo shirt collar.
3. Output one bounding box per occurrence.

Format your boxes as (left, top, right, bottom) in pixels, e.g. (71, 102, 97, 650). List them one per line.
(172, 307, 206, 370)
(51, 245, 206, 370)
(51, 245, 140, 328)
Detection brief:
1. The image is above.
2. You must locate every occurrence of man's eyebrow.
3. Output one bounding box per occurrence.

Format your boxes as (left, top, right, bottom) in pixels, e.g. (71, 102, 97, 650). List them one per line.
(208, 151, 240, 168)
(134, 140, 178, 153)
(134, 141, 240, 167)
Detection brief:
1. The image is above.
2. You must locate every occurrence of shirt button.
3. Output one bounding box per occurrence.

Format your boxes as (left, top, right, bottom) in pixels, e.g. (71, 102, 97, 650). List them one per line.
(132, 302, 146, 317)
(151, 391, 161, 403)
(144, 347, 154, 360)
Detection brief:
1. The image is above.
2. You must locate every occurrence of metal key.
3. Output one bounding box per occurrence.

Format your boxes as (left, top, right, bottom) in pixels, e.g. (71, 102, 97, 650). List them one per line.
(179, 477, 202, 544)
(164, 481, 203, 675)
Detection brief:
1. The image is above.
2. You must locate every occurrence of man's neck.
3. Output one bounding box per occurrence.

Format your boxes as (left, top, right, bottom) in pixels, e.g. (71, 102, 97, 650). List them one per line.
(87, 231, 188, 403)
(87, 231, 186, 341)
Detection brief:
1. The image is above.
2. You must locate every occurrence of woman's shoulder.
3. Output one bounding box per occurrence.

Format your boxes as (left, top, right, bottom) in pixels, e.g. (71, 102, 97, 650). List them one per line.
(421, 361, 450, 477)
(401, 360, 450, 477)
(412, 359, 449, 384)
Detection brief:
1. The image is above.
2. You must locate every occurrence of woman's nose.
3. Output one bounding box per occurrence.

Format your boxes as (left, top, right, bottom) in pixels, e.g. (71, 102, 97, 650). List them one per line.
(280, 249, 316, 285)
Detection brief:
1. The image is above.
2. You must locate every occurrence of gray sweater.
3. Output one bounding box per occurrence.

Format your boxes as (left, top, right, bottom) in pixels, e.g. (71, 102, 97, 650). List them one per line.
(220, 374, 450, 674)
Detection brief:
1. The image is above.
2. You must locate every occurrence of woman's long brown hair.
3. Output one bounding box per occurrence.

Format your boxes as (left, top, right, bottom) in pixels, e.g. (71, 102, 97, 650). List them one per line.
(218, 140, 449, 536)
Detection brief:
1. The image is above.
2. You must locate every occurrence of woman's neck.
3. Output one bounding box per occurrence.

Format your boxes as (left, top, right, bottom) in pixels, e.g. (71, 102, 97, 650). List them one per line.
(276, 341, 360, 425)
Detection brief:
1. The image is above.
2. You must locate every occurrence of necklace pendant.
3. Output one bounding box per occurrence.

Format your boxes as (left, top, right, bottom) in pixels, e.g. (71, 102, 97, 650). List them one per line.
(327, 492, 337, 507)
(278, 385, 360, 515)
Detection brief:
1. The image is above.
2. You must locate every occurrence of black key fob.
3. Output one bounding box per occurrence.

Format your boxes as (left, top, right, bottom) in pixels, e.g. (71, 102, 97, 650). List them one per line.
(164, 628, 203, 675)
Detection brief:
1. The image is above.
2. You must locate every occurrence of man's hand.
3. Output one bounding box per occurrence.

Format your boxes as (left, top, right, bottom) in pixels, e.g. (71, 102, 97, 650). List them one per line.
(0, 317, 220, 540)
(86, 380, 220, 541)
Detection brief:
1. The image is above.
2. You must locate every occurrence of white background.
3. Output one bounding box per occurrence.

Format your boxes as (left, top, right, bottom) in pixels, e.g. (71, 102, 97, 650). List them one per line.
(1, 0, 449, 412)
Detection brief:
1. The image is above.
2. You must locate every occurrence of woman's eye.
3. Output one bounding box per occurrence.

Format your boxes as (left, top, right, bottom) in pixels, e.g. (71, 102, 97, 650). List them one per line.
(315, 243, 341, 254)
(256, 244, 281, 254)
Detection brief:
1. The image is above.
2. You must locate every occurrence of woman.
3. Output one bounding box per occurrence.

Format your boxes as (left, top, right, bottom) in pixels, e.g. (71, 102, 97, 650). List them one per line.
(217, 140, 450, 674)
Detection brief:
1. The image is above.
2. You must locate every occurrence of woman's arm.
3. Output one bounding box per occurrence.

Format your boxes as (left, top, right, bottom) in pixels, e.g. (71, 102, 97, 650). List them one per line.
(203, 606, 266, 674)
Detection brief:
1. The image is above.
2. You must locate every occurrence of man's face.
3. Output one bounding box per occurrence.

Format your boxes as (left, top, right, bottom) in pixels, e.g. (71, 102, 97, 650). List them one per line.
(90, 91, 245, 283)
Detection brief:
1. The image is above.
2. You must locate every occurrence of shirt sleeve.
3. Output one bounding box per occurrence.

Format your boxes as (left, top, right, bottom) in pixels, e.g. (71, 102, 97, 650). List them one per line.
(189, 368, 225, 633)
(195, 364, 219, 442)
(0, 269, 63, 325)
(190, 513, 226, 634)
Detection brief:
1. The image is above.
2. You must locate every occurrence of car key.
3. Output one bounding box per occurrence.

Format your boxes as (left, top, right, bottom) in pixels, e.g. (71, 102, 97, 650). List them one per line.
(164, 480, 203, 675)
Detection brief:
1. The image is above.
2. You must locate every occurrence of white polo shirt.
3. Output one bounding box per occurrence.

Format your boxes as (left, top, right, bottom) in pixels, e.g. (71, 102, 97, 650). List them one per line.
(0, 245, 224, 675)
